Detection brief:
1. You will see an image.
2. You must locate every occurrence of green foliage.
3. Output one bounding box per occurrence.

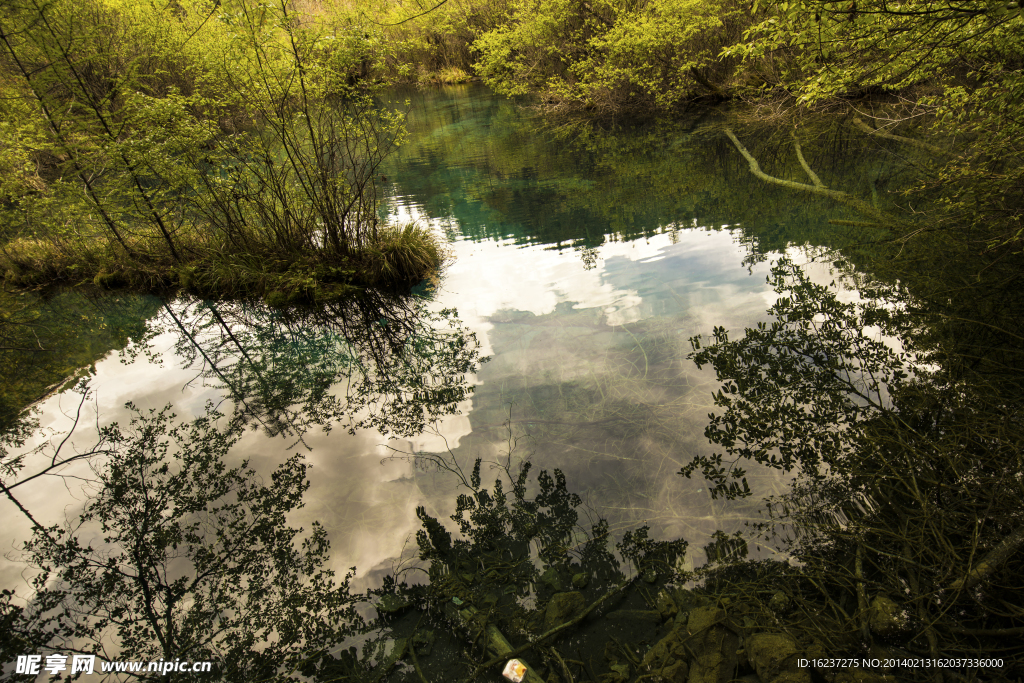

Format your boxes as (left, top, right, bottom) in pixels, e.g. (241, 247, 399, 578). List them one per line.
(473, 0, 746, 111)
(0, 96, 47, 203)
(921, 69, 1024, 250)
(0, 0, 434, 296)
(370, 0, 504, 83)
(726, 0, 1023, 101)
(724, 0, 1024, 249)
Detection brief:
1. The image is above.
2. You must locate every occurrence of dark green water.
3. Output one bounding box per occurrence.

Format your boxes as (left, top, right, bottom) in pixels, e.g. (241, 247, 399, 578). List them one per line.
(380, 84, 904, 254)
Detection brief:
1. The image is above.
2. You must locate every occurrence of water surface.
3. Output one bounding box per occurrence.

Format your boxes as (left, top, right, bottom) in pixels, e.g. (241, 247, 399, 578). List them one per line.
(1, 85, 901, 591)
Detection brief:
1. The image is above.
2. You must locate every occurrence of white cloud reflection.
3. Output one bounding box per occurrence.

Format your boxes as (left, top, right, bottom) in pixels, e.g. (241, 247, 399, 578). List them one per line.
(3, 225, 840, 596)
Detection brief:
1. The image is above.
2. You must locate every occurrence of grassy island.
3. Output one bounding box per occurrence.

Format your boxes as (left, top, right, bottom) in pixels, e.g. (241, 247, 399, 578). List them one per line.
(0, 0, 444, 302)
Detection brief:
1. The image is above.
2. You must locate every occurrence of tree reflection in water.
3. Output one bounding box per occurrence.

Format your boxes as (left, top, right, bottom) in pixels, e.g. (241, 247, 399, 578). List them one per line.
(160, 293, 485, 441)
(4, 265, 1022, 682)
(684, 257, 1024, 679)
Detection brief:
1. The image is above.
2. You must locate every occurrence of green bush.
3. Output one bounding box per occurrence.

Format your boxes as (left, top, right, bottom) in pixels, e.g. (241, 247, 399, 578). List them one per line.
(0, 0, 427, 298)
(473, 0, 748, 112)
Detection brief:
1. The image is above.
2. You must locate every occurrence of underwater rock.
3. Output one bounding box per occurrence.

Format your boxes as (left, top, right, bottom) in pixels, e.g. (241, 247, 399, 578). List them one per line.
(746, 633, 807, 683)
(572, 572, 590, 589)
(656, 590, 679, 619)
(768, 591, 792, 613)
(412, 629, 434, 656)
(687, 605, 723, 634)
(640, 621, 690, 682)
(545, 591, 586, 629)
(646, 658, 689, 683)
(685, 607, 738, 683)
(671, 588, 700, 612)
(458, 605, 546, 683)
(599, 661, 631, 683)
(372, 637, 407, 680)
(541, 567, 564, 592)
(868, 596, 907, 637)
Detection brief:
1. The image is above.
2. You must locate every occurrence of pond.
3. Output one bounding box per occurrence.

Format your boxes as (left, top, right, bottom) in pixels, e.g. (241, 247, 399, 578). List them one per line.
(0, 85, 909, 590)
(12, 85, 1000, 683)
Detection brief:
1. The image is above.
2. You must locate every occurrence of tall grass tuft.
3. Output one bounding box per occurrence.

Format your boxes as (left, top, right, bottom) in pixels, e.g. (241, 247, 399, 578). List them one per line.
(366, 223, 446, 287)
(0, 218, 444, 302)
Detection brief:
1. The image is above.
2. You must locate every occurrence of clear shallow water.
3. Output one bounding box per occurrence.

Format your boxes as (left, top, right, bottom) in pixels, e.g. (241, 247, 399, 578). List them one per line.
(1, 85, 893, 593)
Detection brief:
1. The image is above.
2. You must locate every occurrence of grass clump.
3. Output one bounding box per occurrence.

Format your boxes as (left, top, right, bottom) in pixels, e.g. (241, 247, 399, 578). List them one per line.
(0, 222, 444, 303)
(366, 223, 446, 287)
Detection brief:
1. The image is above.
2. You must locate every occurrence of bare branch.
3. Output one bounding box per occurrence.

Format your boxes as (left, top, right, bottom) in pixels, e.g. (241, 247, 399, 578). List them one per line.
(724, 128, 903, 227)
(852, 117, 951, 156)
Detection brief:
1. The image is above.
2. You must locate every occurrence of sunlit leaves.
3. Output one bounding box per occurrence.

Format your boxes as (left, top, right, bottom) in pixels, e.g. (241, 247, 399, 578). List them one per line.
(473, 0, 745, 110)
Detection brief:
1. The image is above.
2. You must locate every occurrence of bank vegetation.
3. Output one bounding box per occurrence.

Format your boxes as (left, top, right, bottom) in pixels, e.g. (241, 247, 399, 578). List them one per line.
(2, 0, 1021, 295)
(0, 0, 443, 303)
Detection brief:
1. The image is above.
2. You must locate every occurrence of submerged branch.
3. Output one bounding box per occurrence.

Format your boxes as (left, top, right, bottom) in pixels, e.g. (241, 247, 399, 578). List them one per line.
(949, 524, 1024, 592)
(791, 131, 825, 188)
(852, 118, 950, 157)
(472, 577, 636, 677)
(723, 128, 902, 227)
(855, 542, 870, 642)
(828, 220, 888, 228)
